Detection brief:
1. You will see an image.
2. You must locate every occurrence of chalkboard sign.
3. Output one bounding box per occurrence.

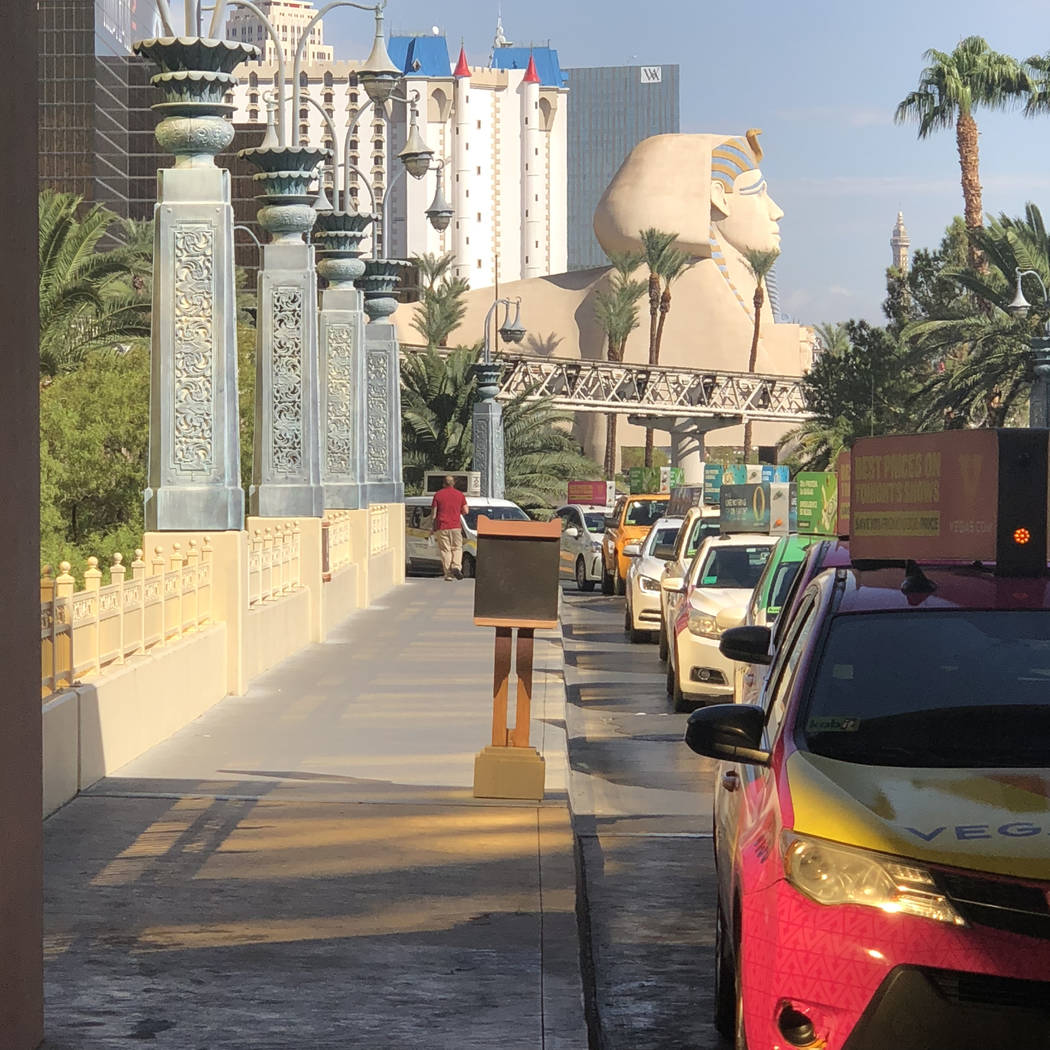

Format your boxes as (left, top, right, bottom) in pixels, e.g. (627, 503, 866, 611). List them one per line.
(473, 517, 561, 627)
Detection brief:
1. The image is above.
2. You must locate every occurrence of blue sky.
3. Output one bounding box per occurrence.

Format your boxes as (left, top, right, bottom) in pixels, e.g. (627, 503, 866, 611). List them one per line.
(281, 1, 1050, 328)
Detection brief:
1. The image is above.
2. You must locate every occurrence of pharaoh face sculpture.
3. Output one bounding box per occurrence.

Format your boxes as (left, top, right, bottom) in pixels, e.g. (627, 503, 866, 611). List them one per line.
(709, 132, 783, 255)
(592, 130, 783, 260)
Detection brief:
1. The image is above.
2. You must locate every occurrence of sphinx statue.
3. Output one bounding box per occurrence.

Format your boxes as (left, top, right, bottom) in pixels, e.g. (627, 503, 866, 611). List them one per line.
(392, 130, 813, 472)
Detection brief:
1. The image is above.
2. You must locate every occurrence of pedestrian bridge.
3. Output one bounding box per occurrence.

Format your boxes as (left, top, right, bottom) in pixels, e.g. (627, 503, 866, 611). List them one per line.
(402, 346, 812, 424)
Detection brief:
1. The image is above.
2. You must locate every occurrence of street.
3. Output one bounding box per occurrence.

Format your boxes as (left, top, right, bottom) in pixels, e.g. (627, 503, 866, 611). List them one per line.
(559, 585, 726, 1050)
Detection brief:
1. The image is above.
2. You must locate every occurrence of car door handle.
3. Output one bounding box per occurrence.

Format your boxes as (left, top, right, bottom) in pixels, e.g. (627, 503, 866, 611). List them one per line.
(721, 770, 740, 792)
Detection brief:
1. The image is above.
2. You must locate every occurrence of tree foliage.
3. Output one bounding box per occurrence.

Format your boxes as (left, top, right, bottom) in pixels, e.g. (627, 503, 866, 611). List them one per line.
(409, 251, 470, 347)
(399, 345, 602, 515)
(39, 190, 152, 377)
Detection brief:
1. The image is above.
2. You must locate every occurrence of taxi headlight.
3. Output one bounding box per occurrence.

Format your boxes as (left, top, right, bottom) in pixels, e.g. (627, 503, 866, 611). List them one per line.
(639, 575, 660, 592)
(782, 833, 965, 926)
(687, 610, 720, 638)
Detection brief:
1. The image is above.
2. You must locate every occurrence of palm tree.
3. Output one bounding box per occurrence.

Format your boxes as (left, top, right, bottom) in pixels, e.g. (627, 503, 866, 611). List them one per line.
(903, 206, 1050, 427)
(399, 344, 602, 513)
(594, 250, 645, 477)
(894, 37, 1030, 269)
(409, 250, 470, 347)
(639, 228, 686, 467)
(741, 247, 780, 461)
(813, 321, 850, 358)
(39, 190, 151, 377)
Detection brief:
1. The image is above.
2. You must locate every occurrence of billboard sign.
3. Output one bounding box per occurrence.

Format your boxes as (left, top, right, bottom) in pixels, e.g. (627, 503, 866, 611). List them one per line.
(720, 483, 797, 535)
(796, 472, 839, 536)
(567, 480, 615, 506)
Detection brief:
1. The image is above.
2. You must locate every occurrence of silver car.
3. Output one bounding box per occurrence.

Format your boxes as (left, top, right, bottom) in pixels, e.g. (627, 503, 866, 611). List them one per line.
(624, 516, 684, 643)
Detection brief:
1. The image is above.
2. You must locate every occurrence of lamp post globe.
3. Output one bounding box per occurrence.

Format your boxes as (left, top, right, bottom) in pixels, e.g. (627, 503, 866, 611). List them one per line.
(498, 300, 526, 345)
(357, 6, 402, 103)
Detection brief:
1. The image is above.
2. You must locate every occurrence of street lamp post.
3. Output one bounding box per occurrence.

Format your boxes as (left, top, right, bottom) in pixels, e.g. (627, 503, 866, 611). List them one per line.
(1006, 267, 1050, 427)
(473, 298, 526, 499)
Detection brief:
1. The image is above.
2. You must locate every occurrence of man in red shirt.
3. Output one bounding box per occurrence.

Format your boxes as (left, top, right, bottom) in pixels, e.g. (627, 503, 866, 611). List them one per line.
(430, 475, 469, 580)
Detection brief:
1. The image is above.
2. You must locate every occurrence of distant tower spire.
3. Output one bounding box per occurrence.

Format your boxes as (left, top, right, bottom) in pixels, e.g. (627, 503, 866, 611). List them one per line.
(489, 9, 512, 64)
(891, 210, 910, 272)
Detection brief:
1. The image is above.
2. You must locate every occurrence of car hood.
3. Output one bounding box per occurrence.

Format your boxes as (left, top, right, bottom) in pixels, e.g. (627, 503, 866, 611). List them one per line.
(787, 750, 1050, 879)
(687, 587, 753, 613)
(633, 555, 666, 579)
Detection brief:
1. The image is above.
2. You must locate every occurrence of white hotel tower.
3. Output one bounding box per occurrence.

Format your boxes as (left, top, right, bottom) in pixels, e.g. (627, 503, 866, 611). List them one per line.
(225, 6, 568, 287)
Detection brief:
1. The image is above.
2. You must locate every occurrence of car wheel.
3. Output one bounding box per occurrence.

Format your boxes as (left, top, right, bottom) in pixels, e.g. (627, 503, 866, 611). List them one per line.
(657, 624, 668, 662)
(462, 554, 475, 579)
(576, 557, 596, 592)
(714, 902, 736, 1039)
(601, 566, 614, 595)
(665, 655, 675, 697)
(614, 570, 626, 596)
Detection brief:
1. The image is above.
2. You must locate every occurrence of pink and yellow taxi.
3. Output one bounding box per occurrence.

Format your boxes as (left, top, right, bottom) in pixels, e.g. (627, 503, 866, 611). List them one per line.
(686, 430, 1050, 1050)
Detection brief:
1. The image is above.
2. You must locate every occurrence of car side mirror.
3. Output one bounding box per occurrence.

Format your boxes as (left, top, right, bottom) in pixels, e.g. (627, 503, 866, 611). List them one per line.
(653, 543, 675, 560)
(623, 543, 641, 557)
(604, 516, 615, 530)
(719, 625, 772, 665)
(661, 574, 685, 593)
(565, 526, 580, 538)
(684, 704, 770, 765)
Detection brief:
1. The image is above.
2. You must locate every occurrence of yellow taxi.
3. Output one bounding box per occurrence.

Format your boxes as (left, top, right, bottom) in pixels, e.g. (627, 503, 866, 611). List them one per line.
(600, 493, 669, 595)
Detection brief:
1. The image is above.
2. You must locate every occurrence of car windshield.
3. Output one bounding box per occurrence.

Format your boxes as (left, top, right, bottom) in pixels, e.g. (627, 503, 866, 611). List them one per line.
(694, 545, 771, 589)
(463, 505, 530, 530)
(645, 524, 681, 554)
(802, 611, 1050, 767)
(582, 512, 607, 533)
(624, 499, 668, 527)
(686, 518, 721, 557)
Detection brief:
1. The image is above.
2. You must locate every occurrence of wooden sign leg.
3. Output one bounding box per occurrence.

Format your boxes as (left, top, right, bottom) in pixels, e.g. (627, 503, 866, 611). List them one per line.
(492, 626, 512, 746)
(510, 628, 534, 748)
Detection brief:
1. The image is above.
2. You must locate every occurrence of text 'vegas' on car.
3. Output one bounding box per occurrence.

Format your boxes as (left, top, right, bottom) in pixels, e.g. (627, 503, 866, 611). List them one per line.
(666, 533, 776, 712)
(554, 503, 610, 592)
(404, 496, 529, 577)
(657, 505, 721, 661)
(623, 516, 683, 643)
(601, 493, 669, 596)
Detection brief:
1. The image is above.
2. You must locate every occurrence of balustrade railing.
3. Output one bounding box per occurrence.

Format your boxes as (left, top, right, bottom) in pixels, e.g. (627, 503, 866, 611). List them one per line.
(369, 504, 390, 556)
(40, 539, 213, 700)
(321, 510, 353, 581)
(247, 522, 302, 607)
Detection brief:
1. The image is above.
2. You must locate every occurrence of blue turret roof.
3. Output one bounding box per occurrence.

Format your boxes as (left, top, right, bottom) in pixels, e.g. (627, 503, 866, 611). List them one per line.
(388, 35, 452, 77)
(491, 46, 566, 87)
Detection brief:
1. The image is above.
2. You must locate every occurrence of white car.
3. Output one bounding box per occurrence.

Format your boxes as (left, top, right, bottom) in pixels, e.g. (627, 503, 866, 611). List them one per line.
(554, 503, 610, 591)
(404, 495, 529, 577)
(665, 533, 778, 710)
(658, 505, 721, 661)
(623, 516, 683, 642)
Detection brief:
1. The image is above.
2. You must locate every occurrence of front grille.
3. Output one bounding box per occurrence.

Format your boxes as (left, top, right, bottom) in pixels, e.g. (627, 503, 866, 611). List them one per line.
(925, 967, 1050, 1015)
(936, 869, 1050, 940)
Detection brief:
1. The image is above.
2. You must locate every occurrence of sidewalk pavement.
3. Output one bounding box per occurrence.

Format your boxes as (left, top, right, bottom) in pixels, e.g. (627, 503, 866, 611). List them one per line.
(42, 578, 587, 1050)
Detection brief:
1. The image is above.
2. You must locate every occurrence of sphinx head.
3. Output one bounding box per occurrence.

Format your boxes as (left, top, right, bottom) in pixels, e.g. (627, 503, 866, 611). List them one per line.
(593, 130, 783, 259)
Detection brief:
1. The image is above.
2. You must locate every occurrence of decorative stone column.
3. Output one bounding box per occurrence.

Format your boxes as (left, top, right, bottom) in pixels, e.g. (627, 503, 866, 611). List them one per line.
(240, 144, 328, 517)
(472, 362, 506, 499)
(135, 36, 258, 531)
(314, 210, 372, 509)
(359, 259, 406, 504)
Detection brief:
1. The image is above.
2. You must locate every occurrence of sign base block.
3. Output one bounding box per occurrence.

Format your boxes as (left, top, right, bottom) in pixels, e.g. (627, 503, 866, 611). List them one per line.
(473, 746, 546, 801)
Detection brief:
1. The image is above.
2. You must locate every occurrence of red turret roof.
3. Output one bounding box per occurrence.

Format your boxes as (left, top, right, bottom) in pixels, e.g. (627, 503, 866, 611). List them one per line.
(454, 46, 470, 78)
(523, 54, 540, 84)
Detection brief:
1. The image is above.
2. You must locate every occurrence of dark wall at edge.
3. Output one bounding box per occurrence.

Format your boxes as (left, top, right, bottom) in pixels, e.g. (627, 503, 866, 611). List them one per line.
(1, 2, 44, 1047)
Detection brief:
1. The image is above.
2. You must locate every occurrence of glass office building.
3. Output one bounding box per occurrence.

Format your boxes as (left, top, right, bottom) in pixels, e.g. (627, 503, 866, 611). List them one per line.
(39, 0, 164, 222)
(563, 64, 679, 271)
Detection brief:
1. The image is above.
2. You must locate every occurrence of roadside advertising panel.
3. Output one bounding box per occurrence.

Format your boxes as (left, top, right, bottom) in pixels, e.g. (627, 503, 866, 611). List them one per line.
(720, 483, 797, 535)
(704, 464, 746, 505)
(628, 466, 683, 494)
(849, 431, 998, 561)
(567, 480, 614, 506)
(796, 471, 839, 535)
(836, 450, 851, 537)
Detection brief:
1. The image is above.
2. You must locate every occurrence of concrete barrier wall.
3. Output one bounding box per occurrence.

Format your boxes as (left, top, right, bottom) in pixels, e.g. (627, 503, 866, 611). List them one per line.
(43, 507, 407, 818)
(243, 588, 312, 683)
(42, 625, 228, 815)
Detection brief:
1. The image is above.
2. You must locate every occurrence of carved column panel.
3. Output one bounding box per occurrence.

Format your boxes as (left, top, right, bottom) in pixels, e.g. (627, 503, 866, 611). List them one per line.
(472, 363, 506, 499)
(364, 323, 404, 505)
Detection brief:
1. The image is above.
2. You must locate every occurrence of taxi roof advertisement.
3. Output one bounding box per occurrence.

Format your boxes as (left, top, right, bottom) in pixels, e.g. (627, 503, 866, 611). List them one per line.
(849, 431, 1001, 561)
